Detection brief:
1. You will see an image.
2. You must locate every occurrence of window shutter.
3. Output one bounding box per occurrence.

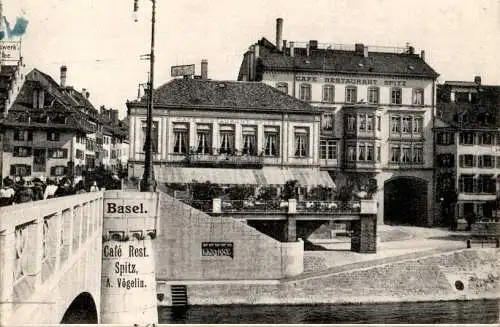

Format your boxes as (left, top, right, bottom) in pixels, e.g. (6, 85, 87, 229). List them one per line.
(27, 147, 32, 156)
(64, 167, 68, 175)
(50, 166, 56, 176)
(26, 165, 31, 176)
(459, 155, 464, 168)
(28, 131, 33, 141)
(473, 155, 478, 168)
(10, 165, 16, 175)
(450, 155, 455, 166)
(437, 133, 442, 145)
(63, 149, 68, 158)
(13, 130, 19, 141)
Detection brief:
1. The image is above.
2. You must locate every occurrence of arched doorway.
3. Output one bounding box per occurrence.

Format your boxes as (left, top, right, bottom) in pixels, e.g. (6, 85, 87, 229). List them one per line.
(60, 292, 98, 324)
(384, 177, 428, 226)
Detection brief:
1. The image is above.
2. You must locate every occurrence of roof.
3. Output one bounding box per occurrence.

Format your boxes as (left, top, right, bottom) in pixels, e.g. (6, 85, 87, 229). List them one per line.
(1, 69, 100, 133)
(240, 38, 439, 79)
(129, 78, 317, 113)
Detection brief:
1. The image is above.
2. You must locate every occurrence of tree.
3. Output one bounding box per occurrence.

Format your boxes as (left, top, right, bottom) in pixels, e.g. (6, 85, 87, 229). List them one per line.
(282, 179, 299, 200)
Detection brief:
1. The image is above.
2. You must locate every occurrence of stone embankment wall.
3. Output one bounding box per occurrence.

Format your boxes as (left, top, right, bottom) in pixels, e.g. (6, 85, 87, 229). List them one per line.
(183, 249, 499, 305)
(155, 194, 303, 282)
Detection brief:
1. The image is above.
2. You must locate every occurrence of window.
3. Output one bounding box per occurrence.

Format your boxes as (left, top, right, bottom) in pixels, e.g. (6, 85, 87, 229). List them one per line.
(196, 124, 212, 154)
(455, 92, 469, 103)
(459, 132, 474, 145)
(401, 146, 411, 163)
(460, 154, 475, 168)
(219, 125, 235, 154)
(321, 113, 334, 131)
(368, 87, 379, 104)
(377, 116, 381, 131)
(413, 147, 423, 163)
(437, 154, 455, 168)
(345, 86, 357, 104)
(111, 150, 117, 159)
(347, 145, 356, 162)
(51, 165, 67, 176)
(390, 145, 400, 163)
(481, 133, 493, 145)
(459, 175, 474, 193)
(299, 83, 311, 101)
(346, 114, 356, 132)
(47, 131, 60, 141)
(389, 144, 424, 164)
(173, 123, 188, 154)
(242, 126, 257, 155)
(377, 146, 381, 162)
(10, 164, 31, 176)
(48, 148, 68, 159)
(391, 116, 401, 133)
(263, 126, 279, 156)
(320, 140, 337, 159)
(366, 115, 373, 131)
(103, 149, 109, 158)
(294, 127, 309, 157)
(13, 146, 31, 157)
(322, 85, 335, 103)
(13, 129, 33, 141)
(76, 149, 84, 159)
(276, 82, 288, 94)
(357, 143, 374, 161)
(478, 155, 494, 168)
(402, 116, 412, 133)
(477, 175, 495, 193)
(141, 120, 159, 153)
(391, 88, 402, 105)
(359, 115, 366, 132)
(497, 156, 500, 168)
(412, 88, 424, 105)
(413, 117, 423, 133)
(437, 132, 454, 145)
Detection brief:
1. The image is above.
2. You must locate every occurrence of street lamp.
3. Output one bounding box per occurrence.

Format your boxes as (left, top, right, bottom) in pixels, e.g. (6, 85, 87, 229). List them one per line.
(135, 0, 157, 192)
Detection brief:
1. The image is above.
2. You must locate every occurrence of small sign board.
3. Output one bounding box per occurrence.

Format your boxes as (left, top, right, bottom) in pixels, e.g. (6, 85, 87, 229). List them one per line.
(171, 64, 195, 77)
(201, 242, 234, 258)
(0, 41, 21, 61)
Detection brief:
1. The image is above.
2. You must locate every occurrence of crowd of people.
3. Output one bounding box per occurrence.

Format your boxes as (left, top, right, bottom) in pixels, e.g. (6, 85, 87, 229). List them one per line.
(0, 175, 121, 207)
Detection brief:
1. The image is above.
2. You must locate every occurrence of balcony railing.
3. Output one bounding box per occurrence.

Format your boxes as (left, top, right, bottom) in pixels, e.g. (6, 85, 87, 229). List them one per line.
(187, 153, 263, 167)
(179, 199, 362, 215)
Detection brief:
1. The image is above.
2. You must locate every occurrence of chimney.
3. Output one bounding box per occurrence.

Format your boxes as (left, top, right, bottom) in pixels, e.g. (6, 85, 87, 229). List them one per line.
(276, 18, 283, 52)
(355, 43, 364, 54)
(282, 40, 287, 55)
(201, 59, 208, 79)
(309, 40, 318, 50)
(60, 65, 67, 87)
(408, 46, 415, 55)
(248, 46, 255, 81)
(420, 50, 426, 61)
(474, 76, 481, 85)
(363, 46, 368, 58)
(85, 91, 90, 100)
(290, 41, 295, 57)
(82, 88, 86, 96)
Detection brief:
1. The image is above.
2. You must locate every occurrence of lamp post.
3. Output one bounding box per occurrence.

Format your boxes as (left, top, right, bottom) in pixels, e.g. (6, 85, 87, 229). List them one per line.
(138, 0, 157, 192)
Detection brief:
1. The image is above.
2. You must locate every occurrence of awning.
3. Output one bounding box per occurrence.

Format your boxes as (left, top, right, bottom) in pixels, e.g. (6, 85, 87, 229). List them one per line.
(156, 167, 335, 188)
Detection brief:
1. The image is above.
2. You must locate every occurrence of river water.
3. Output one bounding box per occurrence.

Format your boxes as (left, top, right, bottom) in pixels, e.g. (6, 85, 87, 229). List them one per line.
(159, 299, 499, 324)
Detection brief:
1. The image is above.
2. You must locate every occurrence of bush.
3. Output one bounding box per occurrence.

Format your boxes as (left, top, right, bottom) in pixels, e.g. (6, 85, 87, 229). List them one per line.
(282, 179, 299, 200)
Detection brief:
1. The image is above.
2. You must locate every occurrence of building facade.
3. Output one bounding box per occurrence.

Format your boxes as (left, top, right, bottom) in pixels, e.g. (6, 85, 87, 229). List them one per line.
(435, 77, 499, 225)
(0, 66, 103, 182)
(100, 107, 129, 174)
(127, 77, 333, 190)
(238, 19, 439, 225)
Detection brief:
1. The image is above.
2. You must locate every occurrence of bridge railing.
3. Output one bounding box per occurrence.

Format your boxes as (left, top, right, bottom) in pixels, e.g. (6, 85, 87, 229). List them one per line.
(0, 192, 104, 322)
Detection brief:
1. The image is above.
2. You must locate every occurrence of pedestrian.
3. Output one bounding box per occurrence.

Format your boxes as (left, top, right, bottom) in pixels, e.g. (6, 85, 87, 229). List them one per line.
(90, 181, 99, 192)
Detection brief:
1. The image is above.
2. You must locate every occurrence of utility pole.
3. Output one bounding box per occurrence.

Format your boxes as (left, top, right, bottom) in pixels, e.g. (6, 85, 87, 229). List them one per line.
(136, 0, 157, 192)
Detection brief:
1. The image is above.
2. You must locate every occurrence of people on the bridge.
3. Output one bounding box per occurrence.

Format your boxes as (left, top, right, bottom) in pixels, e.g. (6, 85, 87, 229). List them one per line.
(44, 179, 58, 199)
(75, 180, 87, 194)
(0, 183, 15, 206)
(90, 181, 99, 192)
(14, 180, 35, 204)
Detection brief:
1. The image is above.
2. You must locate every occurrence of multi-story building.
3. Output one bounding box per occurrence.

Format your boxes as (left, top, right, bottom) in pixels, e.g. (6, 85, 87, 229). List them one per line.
(100, 107, 129, 174)
(435, 77, 499, 225)
(126, 74, 334, 190)
(0, 66, 102, 182)
(238, 18, 439, 225)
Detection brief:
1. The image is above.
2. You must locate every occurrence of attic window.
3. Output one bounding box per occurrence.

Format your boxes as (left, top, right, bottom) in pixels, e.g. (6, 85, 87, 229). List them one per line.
(408, 65, 415, 70)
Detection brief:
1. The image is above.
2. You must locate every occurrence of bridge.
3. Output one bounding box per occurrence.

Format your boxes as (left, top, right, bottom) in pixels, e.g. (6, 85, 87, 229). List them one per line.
(0, 192, 104, 324)
(0, 191, 378, 325)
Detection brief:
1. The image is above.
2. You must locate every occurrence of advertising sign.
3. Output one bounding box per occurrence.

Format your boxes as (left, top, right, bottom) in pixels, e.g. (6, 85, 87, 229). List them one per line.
(0, 41, 21, 61)
(171, 64, 195, 77)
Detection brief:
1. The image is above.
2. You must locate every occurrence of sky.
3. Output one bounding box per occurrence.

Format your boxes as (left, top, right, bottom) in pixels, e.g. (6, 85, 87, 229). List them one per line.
(2, 0, 500, 118)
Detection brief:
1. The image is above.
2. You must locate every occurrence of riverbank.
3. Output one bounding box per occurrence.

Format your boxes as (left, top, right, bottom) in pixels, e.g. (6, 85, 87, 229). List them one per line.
(158, 248, 499, 306)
